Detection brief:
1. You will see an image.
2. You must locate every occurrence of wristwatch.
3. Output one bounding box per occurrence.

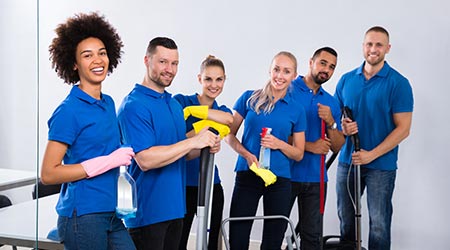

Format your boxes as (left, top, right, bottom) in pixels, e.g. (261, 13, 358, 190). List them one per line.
(327, 122, 337, 130)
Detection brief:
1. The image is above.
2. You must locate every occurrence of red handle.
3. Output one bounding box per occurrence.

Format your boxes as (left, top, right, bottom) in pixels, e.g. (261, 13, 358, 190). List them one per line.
(320, 120, 325, 214)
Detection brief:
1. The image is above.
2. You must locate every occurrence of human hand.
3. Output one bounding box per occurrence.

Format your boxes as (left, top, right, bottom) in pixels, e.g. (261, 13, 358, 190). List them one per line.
(81, 147, 135, 178)
(310, 137, 331, 155)
(249, 162, 277, 187)
(351, 149, 375, 165)
(209, 140, 221, 154)
(193, 127, 220, 150)
(341, 117, 358, 136)
(260, 133, 281, 150)
(317, 103, 333, 125)
(245, 154, 259, 168)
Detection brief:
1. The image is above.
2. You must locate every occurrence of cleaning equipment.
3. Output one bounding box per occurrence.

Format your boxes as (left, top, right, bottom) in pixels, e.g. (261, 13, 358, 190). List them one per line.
(319, 120, 326, 250)
(184, 105, 209, 120)
(116, 165, 137, 219)
(193, 119, 230, 139)
(322, 106, 366, 250)
(259, 127, 272, 169)
(196, 127, 219, 250)
(343, 106, 363, 250)
(249, 162, 277, 187)
(221, 215, 300, 250)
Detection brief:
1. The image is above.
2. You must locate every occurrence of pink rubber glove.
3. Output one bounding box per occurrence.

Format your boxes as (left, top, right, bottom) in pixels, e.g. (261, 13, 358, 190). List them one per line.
(81, 147, 135, 178)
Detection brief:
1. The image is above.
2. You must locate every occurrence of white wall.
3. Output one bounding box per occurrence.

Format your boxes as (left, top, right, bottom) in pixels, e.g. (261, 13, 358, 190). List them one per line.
(2, 0, 449, 248)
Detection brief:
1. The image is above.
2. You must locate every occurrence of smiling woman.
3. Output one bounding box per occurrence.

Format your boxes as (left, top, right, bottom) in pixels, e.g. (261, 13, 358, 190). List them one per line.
(39, 12, 136, 250)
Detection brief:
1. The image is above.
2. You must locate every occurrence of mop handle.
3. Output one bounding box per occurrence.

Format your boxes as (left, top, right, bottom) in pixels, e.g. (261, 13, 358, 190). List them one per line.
(320, 120, 326, 214)
(342, 106, 360, 152)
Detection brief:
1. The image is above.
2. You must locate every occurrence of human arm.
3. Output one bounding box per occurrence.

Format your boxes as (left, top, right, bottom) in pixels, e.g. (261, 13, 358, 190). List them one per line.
(40, 141, 87, 185)
(206, 109, 233, 126)
(317, 103, 345, 153)
(351, 112, 412, 165)
(224, 111, 259, 166)
(40, 141, 134, 184)
(135, 127, 220, 171)
(262, 131, 305, 162)
(184, 105, 233, 126)
(184, 105, 233, 136)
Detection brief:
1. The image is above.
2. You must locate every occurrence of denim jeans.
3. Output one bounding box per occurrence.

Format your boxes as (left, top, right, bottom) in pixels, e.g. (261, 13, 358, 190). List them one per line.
(57, 211, 135, 250)
(336, 163, 396, 250)
(229, 171, 291, 250)
(289, 182, 327, 250)
(179, 184, 224, 250)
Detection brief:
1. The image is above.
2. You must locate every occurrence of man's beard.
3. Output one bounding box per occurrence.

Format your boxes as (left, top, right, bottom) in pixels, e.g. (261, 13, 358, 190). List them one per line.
(312, 72, 329, 85)
(365, 53, 385, 67)
(150, 74, 173, 88)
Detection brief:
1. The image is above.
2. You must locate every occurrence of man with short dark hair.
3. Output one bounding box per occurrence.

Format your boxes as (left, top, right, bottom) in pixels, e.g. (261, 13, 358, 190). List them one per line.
(118, 37, 220, 250)
(289, 47, 345, 250)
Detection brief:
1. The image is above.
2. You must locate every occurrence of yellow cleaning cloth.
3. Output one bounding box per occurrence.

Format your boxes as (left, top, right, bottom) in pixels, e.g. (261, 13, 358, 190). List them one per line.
(183, 105, 209, 120)
(249, 162, 277, 187)
(192, 119, 230, 139)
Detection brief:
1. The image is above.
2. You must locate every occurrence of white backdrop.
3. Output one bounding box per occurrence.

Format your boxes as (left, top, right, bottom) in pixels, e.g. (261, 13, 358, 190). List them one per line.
(1, 0, 449, 249)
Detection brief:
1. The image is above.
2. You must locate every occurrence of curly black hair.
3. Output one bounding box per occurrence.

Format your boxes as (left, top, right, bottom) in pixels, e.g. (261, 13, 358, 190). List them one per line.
(49, 12, 123, 85)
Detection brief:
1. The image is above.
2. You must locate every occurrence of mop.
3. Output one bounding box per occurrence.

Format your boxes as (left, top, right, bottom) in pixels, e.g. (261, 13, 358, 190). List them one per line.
(196, 127, 219, 250)
(322, 107, 366, 250)
(342, 107, 364, 250)
(319, 120, 326, 250)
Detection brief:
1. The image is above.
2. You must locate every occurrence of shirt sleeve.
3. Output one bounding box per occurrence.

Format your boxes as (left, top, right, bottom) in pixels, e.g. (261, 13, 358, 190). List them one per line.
(47, 103, 78, 146)
(391, 77, 414, 113)
(233, 90, 253, 118)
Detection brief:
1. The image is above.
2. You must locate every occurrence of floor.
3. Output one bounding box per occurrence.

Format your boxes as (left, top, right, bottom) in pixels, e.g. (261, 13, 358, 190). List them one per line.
(0, 235, 264, 250)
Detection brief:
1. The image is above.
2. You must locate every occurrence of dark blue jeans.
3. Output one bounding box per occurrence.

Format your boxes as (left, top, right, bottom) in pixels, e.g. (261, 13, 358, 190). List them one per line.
(336, 163, 396, 250)
(229, 171, 291, 250)
(289, 182, 327, 250)
(57, 211, 135, 250)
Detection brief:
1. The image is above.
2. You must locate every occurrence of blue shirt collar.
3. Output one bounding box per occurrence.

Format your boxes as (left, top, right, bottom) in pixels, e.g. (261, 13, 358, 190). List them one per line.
(291, 75, 325, 95)
(281, 90, 293, 104)
(134, 83, 172, 103)
(190, 93, 220, 109)
(71, 85, 106, 104)
(357, 61, 391, 78)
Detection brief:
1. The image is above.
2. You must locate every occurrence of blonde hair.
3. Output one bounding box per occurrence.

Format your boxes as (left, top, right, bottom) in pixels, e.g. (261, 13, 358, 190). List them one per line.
(247, 51, 297, 114)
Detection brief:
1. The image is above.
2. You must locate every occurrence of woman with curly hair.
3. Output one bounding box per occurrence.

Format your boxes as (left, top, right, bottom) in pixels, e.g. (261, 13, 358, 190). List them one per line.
(41, 12, 136, 250)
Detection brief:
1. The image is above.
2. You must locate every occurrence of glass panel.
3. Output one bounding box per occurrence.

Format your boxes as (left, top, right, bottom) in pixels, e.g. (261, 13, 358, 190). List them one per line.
(0, 0, 40, 249)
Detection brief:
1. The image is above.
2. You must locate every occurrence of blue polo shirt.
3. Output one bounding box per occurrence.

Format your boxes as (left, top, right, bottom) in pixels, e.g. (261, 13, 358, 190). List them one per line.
(48, 85, 121, 217)
(334, 61, 414, 170)
(117, 84, 187, 227)
(173, 93, 232, 186)
(233, 90, 306, 178)
(289, 76, 342, 182)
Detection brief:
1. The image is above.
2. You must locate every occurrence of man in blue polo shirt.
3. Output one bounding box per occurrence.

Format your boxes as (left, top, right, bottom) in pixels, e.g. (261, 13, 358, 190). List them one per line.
(117, 37, 220, 250)
(334, 26, 413, 250)
(288, 47, 345, 250)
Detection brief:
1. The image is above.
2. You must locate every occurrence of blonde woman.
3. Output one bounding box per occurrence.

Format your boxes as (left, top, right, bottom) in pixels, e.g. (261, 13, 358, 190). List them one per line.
(225, 51, 306, 249)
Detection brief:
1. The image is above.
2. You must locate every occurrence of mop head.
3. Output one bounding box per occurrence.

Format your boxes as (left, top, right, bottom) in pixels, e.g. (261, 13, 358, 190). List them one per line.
(249, 162, 277, 187)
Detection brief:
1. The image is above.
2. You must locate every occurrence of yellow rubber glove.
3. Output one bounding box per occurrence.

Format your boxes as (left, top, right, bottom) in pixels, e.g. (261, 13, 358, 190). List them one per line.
(249, 162, 277, 187)
(192, 119, 230, 139)
(183, 105, 209, 120)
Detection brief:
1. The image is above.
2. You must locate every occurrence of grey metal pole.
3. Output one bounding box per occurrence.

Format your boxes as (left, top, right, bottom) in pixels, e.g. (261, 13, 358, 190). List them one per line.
(196, 128, 218, 250)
